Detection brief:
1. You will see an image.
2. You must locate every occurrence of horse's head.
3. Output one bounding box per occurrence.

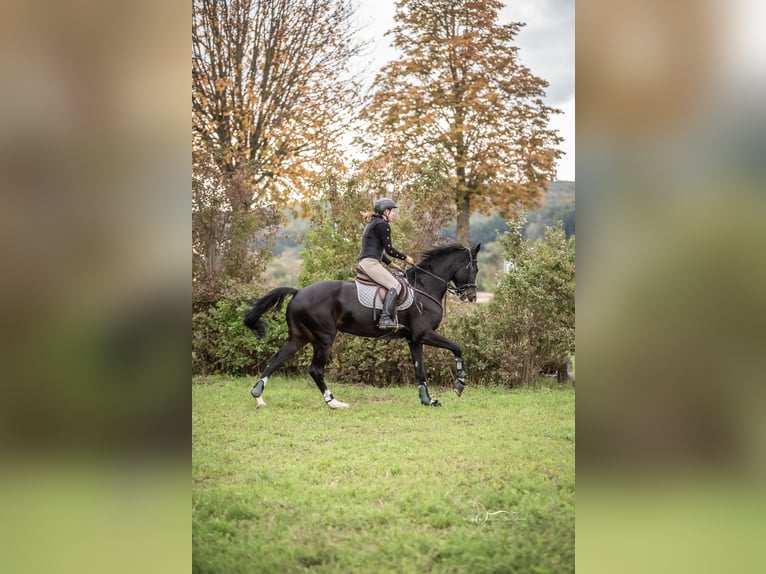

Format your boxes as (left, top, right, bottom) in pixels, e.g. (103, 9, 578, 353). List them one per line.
(453, 243, 481, 302)
(412, 243, 481, 303)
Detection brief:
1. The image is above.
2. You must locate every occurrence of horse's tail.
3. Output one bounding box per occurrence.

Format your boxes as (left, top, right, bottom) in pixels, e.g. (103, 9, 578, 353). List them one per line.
(243, 287, 299, 338)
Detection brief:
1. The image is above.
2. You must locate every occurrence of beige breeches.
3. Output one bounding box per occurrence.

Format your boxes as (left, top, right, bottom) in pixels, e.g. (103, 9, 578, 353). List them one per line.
(358, 258, 402, 293)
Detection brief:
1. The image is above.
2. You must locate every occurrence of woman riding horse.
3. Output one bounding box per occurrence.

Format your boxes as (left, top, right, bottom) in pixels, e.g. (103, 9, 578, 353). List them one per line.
(357, 197, 415, 329)
(243, 242, 481, 409)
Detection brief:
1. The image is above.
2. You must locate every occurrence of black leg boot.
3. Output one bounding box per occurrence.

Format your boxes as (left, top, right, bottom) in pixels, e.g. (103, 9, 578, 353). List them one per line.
(377, 288, 398, 329)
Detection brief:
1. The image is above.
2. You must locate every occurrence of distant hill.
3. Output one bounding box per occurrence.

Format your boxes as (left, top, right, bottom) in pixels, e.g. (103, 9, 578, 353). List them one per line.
(271, 211, 309, 255)
(541, 180, 575, 206)
(441, 180, 575, 243)
(525, 180, 575, 240)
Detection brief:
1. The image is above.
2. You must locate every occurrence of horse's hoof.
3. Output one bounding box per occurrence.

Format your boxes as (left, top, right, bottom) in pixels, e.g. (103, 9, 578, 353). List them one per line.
(255, 396, 267, 408)
(326, 398, 349, 409)
(430, 399, 442, 407)
(453, 379, 465, 397)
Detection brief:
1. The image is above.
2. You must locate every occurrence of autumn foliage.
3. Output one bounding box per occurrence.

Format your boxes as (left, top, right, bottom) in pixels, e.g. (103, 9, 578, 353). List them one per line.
(192, 0, 362, 191)
(361, 0, 562, 244)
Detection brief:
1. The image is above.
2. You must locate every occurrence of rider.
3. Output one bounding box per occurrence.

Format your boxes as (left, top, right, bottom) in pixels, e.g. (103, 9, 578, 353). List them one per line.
(358, 197, 415, 329)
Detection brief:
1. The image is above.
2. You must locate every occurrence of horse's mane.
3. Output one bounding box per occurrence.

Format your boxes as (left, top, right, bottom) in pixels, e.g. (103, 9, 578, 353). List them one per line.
(418, 243, 468, 268)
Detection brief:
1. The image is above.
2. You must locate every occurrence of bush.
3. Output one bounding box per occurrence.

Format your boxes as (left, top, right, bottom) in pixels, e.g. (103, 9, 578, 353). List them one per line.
(328, 334, 410, 386)
(451, 217, 575, 387)
(192, 290, 309, 377)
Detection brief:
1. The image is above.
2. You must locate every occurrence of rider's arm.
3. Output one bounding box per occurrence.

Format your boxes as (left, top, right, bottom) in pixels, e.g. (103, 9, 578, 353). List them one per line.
(377, 221, 408, 261)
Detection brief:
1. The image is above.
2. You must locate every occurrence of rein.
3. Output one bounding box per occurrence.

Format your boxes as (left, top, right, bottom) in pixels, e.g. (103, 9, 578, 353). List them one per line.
(412, 286, 444, 310)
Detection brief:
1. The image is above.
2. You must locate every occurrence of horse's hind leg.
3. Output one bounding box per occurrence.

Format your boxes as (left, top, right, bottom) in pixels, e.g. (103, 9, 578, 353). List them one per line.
(251, 337, 307, 408)
(309, 339, 348, 409)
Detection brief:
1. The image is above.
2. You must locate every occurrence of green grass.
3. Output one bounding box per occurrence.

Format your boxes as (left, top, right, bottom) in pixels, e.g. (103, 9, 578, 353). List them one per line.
(193, 376, 575, 573)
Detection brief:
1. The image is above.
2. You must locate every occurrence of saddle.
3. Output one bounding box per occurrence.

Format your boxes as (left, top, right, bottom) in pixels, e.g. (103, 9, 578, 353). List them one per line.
(354, 267, 413, 310)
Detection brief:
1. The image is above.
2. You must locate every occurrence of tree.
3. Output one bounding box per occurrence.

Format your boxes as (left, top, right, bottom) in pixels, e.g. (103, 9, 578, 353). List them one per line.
(192, 143, 282, 308)
(298, 174, 369, 286)
(193, 0, 362, 191)
(192, 0, 363, 303)
(361, 0, 562, 245)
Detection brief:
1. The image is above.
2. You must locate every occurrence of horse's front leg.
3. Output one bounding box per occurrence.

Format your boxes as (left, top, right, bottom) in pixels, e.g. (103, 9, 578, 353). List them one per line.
(420, 330, 467, 397)
(407, 340, 441, 407)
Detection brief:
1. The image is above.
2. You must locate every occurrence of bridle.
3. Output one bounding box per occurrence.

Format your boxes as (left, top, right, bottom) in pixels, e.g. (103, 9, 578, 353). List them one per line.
(408, 248, 478, 302)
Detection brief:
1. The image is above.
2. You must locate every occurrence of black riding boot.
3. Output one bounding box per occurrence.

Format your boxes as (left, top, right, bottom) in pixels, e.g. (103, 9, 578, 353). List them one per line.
(378, 288, 398, 330)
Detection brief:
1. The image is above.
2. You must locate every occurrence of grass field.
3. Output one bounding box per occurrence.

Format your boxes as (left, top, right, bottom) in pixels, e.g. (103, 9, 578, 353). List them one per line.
(192, 376, 575, 573)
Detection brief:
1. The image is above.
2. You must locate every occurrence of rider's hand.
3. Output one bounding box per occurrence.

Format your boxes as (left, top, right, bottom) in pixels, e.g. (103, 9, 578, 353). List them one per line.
(405, 255, 415, 266)
(389, 262, 402, 272)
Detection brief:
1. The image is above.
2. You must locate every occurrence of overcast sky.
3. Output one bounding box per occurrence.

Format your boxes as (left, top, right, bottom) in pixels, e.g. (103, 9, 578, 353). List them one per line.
(352, 0, 575, 181)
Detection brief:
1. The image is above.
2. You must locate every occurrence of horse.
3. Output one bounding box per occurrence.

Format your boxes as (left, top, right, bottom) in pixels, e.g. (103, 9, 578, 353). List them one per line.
(243, 243, 481, 408)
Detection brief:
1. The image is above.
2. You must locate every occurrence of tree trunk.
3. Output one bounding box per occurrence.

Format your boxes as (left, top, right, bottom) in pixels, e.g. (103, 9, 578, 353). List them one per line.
(454, 130, 470, 244)
(456, 190, 471, 246)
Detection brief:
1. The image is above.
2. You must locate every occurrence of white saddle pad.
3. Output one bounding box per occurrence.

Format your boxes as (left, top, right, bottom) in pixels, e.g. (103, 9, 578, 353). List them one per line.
(354, 281, 415, 311)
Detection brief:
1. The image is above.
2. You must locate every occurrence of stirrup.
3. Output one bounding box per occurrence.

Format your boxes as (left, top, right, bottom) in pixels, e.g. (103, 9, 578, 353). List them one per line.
(377, 314, 398, 329)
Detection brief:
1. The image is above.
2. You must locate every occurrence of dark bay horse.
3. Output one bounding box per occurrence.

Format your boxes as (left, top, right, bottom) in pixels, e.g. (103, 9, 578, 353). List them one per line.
(243, 243, 481, 408)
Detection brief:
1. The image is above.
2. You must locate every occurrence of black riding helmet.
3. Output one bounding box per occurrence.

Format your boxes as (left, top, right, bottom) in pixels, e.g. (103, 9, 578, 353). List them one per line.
(373, 197, 398, 214)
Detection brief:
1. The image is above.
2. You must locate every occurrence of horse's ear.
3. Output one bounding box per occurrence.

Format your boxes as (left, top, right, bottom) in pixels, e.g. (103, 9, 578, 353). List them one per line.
(472, 242, 481, 254)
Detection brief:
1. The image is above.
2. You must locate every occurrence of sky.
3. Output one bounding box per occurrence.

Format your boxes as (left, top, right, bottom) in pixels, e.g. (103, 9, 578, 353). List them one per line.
(352, 0, 576, 181)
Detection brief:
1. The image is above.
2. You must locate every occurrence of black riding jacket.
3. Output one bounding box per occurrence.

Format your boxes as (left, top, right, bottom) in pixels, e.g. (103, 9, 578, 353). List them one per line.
(357, 215, 407, 265)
